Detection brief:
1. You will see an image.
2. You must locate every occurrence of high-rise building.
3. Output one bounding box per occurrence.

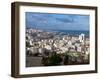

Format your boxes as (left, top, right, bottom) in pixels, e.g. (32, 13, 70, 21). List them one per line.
(79, 33, 85, 44)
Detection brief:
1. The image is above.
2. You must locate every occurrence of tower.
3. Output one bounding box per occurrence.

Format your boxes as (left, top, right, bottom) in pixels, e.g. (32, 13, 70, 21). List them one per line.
(79, 33, 85, 44)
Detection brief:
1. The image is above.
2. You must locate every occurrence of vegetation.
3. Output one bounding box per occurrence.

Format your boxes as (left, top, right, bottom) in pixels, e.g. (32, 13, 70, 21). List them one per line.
(49, 53, 62, 65)
(42, 52, 62, 66)
(26, 41, 30, 47)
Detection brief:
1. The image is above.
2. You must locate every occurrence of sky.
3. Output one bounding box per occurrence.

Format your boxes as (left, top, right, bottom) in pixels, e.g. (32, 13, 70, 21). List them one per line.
(25, 12, 90, 31)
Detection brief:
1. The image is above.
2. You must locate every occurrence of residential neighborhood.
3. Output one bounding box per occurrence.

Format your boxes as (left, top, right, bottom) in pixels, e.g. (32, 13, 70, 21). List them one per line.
(26, 28, 90, 67)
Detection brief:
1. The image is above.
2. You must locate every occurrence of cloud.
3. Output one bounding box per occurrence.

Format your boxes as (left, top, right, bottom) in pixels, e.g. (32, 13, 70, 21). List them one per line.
(26, 12, 89, 31)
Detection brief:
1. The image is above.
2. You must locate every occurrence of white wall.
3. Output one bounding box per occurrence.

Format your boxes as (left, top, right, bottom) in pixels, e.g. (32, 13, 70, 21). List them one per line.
(0, 0, 99, 80)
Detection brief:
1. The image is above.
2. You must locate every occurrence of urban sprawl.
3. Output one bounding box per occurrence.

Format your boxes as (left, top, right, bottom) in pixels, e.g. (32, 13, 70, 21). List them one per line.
(26, 28, 90, 66)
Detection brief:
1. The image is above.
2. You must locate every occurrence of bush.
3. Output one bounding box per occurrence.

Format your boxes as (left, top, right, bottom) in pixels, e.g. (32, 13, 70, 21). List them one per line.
(42, 53, 62, 66)
(49, 53, 62, 65)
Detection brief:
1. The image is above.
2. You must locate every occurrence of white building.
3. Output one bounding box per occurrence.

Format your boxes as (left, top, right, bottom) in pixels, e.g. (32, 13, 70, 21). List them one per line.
(29, 40, 33, 46)
(68, 41, 72, 46)
(44, 44, 52, 50)
(79, 33, 85, 43)
(77, 46, 82, 52)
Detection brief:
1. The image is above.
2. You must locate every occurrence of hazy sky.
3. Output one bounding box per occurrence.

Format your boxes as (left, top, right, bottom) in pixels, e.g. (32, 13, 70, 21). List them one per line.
(26, 12, 90, 31)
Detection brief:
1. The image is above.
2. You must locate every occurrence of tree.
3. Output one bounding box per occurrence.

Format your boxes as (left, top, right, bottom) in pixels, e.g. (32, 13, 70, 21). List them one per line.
(49, 53, 62, 65)
(42, 52, 62, 66)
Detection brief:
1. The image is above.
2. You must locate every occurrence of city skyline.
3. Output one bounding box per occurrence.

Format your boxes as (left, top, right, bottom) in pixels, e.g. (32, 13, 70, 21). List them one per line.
(26, 12, 90, 31)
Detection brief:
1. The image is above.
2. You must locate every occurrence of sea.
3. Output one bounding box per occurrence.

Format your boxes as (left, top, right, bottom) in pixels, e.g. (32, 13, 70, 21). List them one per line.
(27, 28, 89, 38)
(51, 30, 89, 38)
